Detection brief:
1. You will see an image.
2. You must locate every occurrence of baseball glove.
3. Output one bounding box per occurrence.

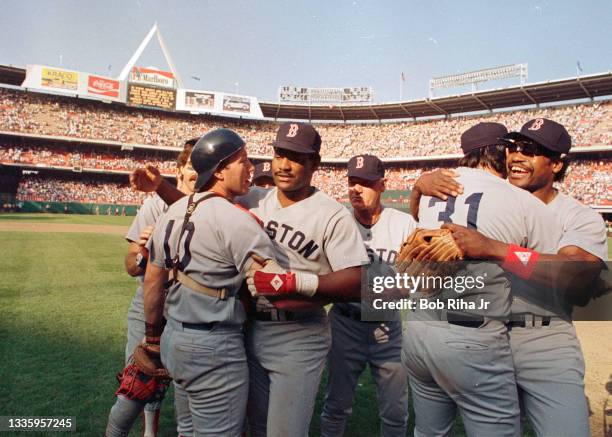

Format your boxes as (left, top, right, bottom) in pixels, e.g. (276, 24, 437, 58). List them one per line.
(396, 228, 464, 295)
(133, 343, 171, 380)
(115, 357, 170, 402)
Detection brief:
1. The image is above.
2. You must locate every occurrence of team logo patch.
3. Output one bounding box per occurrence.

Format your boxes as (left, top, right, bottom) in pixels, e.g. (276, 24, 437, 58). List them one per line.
(263, 162, 271, 172)
(287, 124, 299, 138)
(270, 275, 283, 291)
(528, 119, 545, 131)
(356, 156, 364, 169)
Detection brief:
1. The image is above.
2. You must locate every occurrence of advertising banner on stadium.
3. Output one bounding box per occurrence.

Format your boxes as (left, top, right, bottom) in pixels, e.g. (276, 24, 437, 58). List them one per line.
(22, 65, 81, 95)
(176, 88, 264, 119)
(87, 75, 121, 99)
(129, 66, 175, 89)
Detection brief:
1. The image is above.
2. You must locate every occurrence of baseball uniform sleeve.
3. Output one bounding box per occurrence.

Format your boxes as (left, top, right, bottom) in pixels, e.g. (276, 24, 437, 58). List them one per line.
(323, 209, 370, 271)
(125, 195, 166, 243)
(146, 210, 171, 269)
(558, 205, 608, 261)
(217, 205, 277, 275)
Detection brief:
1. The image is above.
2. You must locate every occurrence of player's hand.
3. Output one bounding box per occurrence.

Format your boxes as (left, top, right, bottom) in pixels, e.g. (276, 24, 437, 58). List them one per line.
(374, 323, 390, 343)
(246, 260, 318, 297)
(415, 169, 463, 200)
(130, 165, 162, 193)
(246, 260, 296, 297)
(441, 223, 504, 260)
(138, 225, 155, 246)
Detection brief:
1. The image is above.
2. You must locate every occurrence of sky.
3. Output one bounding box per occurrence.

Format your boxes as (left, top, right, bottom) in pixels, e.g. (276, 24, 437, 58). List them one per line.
(0, 0, 611, 103)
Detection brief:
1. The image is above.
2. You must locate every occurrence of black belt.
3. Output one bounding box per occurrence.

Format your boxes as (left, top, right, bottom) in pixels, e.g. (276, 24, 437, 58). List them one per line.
(446, 313, 484, 328)
(507, 315, 552, 328)
(253, 310, 299, 322)
(335, 305, 362, 321)
(182, 322, 217, 331)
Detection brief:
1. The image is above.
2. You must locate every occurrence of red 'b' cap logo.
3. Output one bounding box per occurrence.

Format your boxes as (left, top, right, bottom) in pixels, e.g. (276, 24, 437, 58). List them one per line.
(287, 124, 299, 137)
(528, 119, 545, 131)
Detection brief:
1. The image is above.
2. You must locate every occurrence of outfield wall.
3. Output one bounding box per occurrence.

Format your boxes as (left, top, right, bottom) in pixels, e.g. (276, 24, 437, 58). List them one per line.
(17, 200, 138, 216)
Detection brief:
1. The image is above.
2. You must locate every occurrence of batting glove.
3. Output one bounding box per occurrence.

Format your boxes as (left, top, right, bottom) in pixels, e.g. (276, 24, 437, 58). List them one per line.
(246, 259, 319, 297)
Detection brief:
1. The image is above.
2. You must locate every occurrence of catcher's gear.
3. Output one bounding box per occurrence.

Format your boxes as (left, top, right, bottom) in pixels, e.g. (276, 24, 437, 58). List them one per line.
(133, 343, 171, 379)
(396, 228, 464, 294)
(115, 357, 170, 402)
(191, 128, 246, 190)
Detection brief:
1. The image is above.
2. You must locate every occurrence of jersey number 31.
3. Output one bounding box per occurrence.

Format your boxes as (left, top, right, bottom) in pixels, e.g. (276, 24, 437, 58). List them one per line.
(429, 193, 483, 229)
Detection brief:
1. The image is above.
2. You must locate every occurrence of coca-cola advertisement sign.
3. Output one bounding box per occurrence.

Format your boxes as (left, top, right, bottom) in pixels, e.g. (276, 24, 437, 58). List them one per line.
(88, 75, 120, 98)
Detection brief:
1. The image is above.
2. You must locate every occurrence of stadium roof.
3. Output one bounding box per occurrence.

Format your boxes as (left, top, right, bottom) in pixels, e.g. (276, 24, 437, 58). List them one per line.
(260, 72, 612, 121)
(1, 65, 611, 121)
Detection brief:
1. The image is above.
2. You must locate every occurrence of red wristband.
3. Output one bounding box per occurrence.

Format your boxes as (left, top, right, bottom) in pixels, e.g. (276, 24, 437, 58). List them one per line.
(501, 244, 539, 280)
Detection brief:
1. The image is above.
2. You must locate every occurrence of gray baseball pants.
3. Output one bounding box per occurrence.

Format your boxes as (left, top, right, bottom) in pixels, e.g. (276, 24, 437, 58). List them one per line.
(320, 306, 408, 437)
(510, 319, 589, 437)
(402, 319, 521, 437)
(246, 315, 331, 437)
(161, 318, 248, 437)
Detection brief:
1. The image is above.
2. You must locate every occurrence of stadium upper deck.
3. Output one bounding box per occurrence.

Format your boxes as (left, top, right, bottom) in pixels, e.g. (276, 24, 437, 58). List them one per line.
(1, 64, 612, 121)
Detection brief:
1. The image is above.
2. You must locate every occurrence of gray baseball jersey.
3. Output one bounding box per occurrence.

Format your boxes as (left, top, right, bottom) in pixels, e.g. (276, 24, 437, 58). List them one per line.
(238, 187, 369, 437)
(552, 191, 608, 260)
(508, 191, 607, 437)
(510, 192, 607, 317)
(418, 166, 561, 319)
(147, 193, 276, 325)
(338, 206, 417, 317)
(321, 207, 415, 437)
(124, 194, 168, 319)
(239, 187, 369, 275)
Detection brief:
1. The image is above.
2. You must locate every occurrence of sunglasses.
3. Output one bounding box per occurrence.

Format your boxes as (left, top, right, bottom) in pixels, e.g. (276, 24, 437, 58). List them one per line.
(506, 141, 557, 158)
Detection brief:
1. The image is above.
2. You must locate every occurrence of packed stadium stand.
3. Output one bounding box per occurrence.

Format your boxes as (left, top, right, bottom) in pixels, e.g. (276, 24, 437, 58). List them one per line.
(0, 66, 610, 217)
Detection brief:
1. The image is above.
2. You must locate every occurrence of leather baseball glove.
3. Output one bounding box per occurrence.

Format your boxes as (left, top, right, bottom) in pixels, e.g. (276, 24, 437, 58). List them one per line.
(396, 228, 464, 294)
(133, 343, 171, 380)
(115, 353, 170, 402)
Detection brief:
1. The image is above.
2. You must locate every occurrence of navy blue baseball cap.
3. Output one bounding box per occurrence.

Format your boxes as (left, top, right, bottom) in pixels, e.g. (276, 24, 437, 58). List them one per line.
(253, 161, 273, 181)
(347, 154, 385, 181)
(460, 122, 509, 154)
(271, 122, 321, 154)
(502, 118, 571, 154)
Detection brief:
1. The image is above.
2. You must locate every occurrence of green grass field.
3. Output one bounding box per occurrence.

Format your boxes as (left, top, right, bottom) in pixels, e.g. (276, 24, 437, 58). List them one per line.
(0, 212, 134, 226)
(0, 213, 609, 436)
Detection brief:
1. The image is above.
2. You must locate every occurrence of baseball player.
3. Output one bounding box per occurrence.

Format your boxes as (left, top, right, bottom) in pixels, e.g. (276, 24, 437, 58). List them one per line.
(402, 122, 562, 437)
(430, 119, 607, 436)
(106, 138, 197, 437)
(143, 128, 277, 436)
(131, 122, 370, 437)
(240, 123, 370, 437)
(251, 161, 274, 188)
(320, 154, 415, 437)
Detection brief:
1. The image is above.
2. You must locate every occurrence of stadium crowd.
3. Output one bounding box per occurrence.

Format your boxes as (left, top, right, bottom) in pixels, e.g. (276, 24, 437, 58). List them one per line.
(13, 159, 610, 207)
(16, 176, 145, 205)
(1, 88, 611, 158)
(0, 145, 176, 173)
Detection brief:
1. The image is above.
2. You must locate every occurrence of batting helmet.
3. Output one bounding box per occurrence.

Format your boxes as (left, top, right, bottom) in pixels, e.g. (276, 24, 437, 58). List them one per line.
(191, 128, 246, 190)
